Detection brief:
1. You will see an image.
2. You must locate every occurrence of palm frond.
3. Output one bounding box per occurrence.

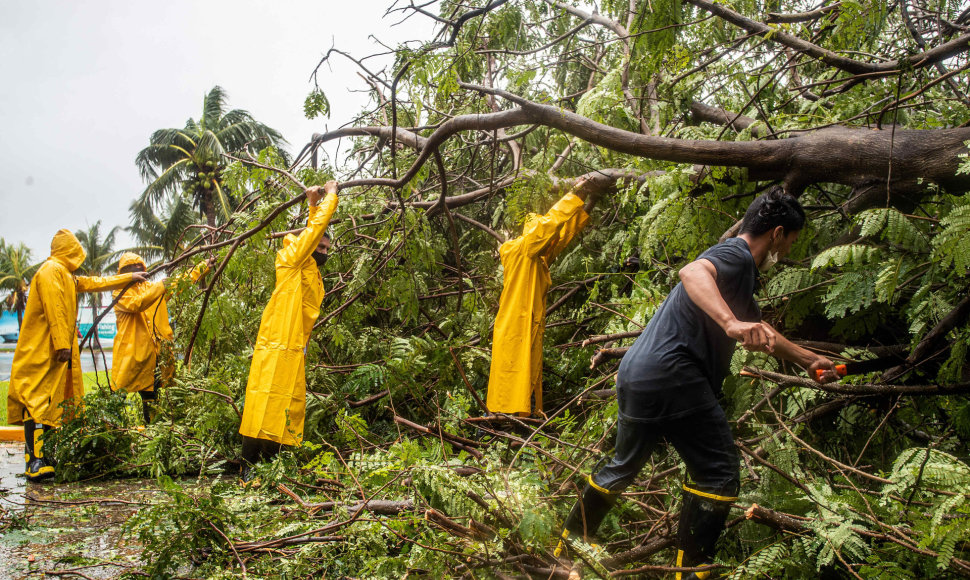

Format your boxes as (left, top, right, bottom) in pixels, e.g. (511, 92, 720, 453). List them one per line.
(201, 86, 229, 130)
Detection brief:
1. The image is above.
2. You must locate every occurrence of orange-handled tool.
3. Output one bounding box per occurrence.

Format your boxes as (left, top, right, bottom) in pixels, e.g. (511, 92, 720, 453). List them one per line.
(813, 355, 906, 381)
(815, 365, 847, 381)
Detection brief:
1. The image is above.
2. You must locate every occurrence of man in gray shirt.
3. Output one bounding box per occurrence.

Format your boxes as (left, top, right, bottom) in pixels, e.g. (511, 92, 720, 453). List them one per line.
(557, 187, 838, 579)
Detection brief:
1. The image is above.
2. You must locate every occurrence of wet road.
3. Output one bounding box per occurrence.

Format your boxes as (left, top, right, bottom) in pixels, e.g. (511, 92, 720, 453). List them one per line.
(0, 443, 153, 579)
(0, 350, 112, 382)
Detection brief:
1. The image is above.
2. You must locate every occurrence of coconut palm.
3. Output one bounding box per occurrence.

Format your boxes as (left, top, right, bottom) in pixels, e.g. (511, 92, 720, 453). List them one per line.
(127, 196, 198, 264)
(0, 239, 38, 330)
(135, 86, 286, 228)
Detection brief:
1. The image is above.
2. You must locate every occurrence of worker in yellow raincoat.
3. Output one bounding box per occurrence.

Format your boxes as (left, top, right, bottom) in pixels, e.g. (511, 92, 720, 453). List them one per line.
(8, 229, 146, 482)
(239, 181, 339, 479)
(111, 253, 212, 423)
(486, 178, 600, 417)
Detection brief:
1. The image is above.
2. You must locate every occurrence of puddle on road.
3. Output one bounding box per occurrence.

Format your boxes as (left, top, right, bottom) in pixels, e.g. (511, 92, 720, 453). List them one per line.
(0, 443, 178, 579)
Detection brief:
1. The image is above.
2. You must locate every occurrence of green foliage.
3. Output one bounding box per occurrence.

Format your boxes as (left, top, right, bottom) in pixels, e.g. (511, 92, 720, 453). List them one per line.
(15, 1, 970, 577)
(933, 202, 970, 275)
(127, 476, 240, 577)
(47, 388, 138, 482)
(303, 87, 330, 120)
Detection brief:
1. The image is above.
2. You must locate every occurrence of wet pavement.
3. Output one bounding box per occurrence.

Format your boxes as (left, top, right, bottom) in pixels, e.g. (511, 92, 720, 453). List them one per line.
(0, 350, 113, 382)
(0, 443, 152, 579)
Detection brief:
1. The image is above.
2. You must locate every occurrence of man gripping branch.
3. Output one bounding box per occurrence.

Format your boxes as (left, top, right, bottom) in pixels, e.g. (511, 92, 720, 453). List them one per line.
(238, 180, 339, 481)
(557, 187, 839, 579)
(486, 177, 600, 418)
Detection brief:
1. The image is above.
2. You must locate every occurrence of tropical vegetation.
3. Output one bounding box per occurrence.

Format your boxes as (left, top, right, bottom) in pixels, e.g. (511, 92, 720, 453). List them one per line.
(133, 85, 286, 230)
(5, 1, 970, 578)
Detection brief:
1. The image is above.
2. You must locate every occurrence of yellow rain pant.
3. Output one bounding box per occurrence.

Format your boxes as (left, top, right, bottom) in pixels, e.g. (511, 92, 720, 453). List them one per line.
(7, 230, 135, 427)
(486, 192, 589, 415)
(239, 193, 338, 445)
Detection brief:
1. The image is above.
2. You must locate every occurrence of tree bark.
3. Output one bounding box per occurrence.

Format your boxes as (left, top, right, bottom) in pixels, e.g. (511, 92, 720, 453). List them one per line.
(319, 84, 970, 202)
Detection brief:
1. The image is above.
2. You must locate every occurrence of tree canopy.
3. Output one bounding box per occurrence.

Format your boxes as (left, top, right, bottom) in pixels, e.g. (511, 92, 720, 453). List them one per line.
(16, 1, 970, 578)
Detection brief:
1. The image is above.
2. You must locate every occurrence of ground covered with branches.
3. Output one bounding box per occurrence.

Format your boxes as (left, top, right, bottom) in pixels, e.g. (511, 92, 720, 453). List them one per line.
(5, 0, 970, 578)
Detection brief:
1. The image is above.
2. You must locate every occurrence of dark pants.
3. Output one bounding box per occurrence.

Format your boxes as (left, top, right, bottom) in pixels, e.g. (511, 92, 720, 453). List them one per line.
(137, 366, 163, 424)
(591, 402, 739, 495)
(565, 402, 739, 574)
(241, 436, 282, 465)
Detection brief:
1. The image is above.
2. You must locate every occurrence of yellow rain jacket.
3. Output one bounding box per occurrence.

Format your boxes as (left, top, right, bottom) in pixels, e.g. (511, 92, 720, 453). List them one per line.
(7, 230, 136, 426)
(486, 192, 590, 415)
(111, 253, 208, 393)
(239, 193, 338, 445)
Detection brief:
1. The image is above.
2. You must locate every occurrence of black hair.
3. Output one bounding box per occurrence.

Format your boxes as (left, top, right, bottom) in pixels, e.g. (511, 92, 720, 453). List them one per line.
(738, 186, 806, 236)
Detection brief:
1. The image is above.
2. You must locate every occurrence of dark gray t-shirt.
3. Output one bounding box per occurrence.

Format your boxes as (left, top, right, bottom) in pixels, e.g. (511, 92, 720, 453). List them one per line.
(617, 237, 761, 422)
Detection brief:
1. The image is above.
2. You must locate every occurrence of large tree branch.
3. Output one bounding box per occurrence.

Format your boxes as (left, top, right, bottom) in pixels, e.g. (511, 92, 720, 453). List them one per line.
(458, 82, 970, 193)
(745, 367, 970, 396)
(687, 0, 970, 77)
(308, 88, 970, 208)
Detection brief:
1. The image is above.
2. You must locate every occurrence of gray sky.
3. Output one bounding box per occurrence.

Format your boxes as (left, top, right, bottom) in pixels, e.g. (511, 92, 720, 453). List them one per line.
(0, 0, 433, 258)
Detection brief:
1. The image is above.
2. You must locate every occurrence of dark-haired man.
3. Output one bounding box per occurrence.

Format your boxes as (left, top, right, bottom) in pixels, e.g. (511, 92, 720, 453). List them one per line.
(557, 187, 839, 579)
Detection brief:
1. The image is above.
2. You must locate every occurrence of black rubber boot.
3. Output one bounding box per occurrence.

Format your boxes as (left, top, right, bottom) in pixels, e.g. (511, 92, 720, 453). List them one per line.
(259, 438, 281, 463)
(555, 479, 618, 556)
(24, 419, 55, 482)
(240, 436, 262, 482)
(675, 485, 737, 580)
(139, 390, 157, 425)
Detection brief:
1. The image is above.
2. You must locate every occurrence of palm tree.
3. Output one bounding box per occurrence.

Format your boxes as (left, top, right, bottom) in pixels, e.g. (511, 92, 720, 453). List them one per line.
(127, 196, 198, 264)
(135, 86, 286, 228)
(0, 239, 38, 330)
(75, 221, 121, 350)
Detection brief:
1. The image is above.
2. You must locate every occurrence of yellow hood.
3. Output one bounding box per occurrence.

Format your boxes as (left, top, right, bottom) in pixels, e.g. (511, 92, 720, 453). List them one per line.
(118, 252, 146, 273)
(50, 229, 86, 272)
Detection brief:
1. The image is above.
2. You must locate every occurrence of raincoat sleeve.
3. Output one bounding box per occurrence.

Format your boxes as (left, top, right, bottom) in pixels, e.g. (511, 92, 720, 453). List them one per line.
(520, 192, 588, 258)
(164, 261, 211, 296)
(188, 261, 210, 283)
(76, 273, 135, 293)
(35, 265, 74, 352)
(279, 192, 338, 267)
(545, 205, 590, 262)
(115, 282, 166, 314)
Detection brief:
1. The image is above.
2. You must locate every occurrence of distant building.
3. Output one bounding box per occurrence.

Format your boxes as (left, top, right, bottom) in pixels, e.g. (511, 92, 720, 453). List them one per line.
(0, 308, 116, 345)
(0, 311, 18, 343)
(78, 306, 117, 345)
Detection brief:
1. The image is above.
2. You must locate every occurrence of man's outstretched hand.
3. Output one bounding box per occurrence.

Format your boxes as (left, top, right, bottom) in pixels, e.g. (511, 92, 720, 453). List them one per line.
(131, 272, 148, 283)
(306, 185, 323, 207)
(306, 180, 338, 207)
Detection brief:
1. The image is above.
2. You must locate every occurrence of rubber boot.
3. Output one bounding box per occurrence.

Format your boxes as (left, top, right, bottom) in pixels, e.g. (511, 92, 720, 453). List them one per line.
(139, 390, 157, 425)
(24, 419, 55, 482)
(675, 484, 737, 580)
(240, 436, 262, 483)
(259, 438, 281, 463)
(555, 477, 619, 557)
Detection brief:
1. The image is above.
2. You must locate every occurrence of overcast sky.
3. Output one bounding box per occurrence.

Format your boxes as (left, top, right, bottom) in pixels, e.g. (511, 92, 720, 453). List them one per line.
(0, 1, 434, 258)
